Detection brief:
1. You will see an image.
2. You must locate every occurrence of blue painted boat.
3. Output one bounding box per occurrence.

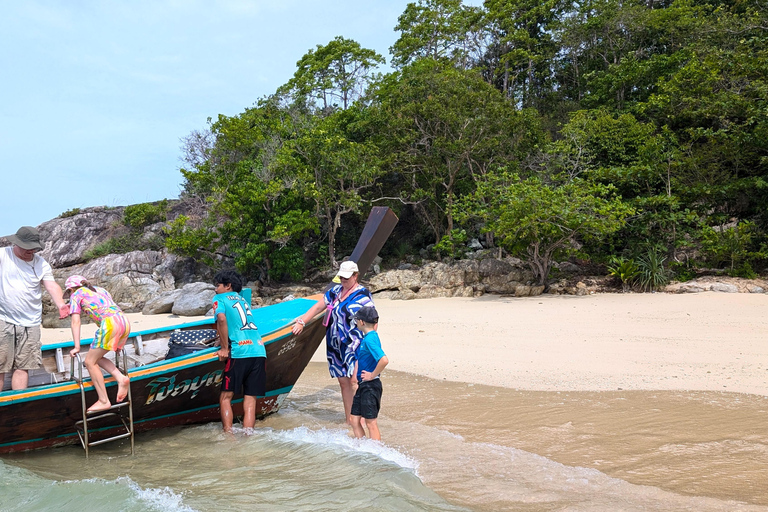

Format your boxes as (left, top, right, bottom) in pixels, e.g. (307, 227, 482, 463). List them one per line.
(0, 296, 325, 453)
(0, 206, 398, 454)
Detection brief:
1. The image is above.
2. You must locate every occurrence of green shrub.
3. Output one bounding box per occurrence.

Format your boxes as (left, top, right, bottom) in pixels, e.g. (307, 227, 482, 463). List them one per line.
(636, 250, 670, 291)
(83, 232, 165, 261)
(124, 200, 169, 229)
(607, 256, 639, 292)
(434, 229, 468, 259)
(60, 208, 81, 218)
(728, 262, 757, 279)
(669, 261, 697, 282)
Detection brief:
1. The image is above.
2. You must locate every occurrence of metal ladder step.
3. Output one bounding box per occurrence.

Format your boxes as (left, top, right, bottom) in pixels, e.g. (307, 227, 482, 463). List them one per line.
(71, 352, 135, 458)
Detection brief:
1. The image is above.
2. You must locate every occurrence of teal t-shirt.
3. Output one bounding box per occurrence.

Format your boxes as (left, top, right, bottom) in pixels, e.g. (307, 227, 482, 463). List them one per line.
(212, 292, 265, 359)
(355, 331, 386, 381)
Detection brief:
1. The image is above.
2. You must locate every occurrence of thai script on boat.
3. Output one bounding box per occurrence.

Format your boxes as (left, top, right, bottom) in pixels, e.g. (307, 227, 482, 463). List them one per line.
(144, 370, 223, 405)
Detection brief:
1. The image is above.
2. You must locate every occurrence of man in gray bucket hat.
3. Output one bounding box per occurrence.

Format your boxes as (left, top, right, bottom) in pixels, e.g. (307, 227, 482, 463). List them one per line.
(1, 226, 69, 390)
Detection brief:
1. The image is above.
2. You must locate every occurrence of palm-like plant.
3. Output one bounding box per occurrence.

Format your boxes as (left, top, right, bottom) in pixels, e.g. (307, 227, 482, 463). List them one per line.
(607, 256, 640, 292)
(635, 250, 670, 292)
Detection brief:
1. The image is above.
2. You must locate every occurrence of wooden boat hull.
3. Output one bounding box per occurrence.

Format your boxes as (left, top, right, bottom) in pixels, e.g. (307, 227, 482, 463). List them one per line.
(0, 297, 326, 453)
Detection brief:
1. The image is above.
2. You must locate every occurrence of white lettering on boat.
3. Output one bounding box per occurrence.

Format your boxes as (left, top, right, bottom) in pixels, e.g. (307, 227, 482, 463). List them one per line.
(277, 339, 296, 356)
(144, 370, 224, 405)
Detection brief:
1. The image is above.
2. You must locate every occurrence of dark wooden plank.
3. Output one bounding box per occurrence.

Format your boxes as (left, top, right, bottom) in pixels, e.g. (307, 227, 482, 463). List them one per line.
(348, 206, 399, 276)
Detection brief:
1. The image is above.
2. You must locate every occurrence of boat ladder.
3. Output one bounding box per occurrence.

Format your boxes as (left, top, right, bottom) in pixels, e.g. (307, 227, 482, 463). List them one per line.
(71, 351, 135, 458)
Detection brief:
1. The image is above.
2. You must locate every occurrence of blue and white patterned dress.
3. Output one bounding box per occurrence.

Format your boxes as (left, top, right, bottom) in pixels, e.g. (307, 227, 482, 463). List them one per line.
(323, 284, 374, 378)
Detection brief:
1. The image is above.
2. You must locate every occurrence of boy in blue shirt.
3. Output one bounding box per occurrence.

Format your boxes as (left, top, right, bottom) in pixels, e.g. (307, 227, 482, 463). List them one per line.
(350, 306, 388, 440)
(212, 270, 265, 432)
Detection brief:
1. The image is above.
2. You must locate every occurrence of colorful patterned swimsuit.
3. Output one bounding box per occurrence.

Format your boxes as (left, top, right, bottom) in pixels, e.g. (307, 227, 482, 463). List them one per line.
(69, 286, 131, 351)
(323, 284, 374, 378)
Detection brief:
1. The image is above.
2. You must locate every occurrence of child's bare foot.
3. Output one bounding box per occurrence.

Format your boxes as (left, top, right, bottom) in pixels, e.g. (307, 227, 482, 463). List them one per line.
(116, 376, 131, 402)
(87, 401, 112, 413)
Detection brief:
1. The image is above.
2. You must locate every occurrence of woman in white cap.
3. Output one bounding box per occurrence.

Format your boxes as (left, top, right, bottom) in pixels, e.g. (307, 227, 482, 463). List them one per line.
(292, 260, 374, 425)
(66, 275, 131, 412)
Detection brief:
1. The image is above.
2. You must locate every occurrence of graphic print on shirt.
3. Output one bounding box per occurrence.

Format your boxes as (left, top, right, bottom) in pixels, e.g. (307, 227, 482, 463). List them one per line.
(232, 301, 258, 331)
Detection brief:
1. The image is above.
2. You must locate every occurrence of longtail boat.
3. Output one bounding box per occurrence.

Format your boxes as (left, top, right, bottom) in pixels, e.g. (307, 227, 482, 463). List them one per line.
(0, 207, 398, 454)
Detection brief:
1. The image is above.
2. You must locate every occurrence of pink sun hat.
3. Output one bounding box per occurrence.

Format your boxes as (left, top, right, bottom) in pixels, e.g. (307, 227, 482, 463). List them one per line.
(65, 275, 88, 291)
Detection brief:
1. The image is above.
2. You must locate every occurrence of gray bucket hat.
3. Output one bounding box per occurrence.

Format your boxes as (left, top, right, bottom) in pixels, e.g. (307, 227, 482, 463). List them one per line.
(6, 226, 43, 251)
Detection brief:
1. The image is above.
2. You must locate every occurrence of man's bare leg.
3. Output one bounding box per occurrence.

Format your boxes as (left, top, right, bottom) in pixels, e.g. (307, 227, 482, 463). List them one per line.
(219, 391, 235, 432)
(11, 369, 29, 390)
(242, 395, 257, 429)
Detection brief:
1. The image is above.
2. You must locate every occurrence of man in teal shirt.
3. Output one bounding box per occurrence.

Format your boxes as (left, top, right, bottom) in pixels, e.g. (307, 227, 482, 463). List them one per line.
(212, 270, 265, 432)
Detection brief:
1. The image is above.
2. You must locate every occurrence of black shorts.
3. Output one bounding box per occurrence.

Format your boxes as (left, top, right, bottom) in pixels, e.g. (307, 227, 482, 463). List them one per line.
(221, 357, 266, 397)
(351, 379, 382, 419)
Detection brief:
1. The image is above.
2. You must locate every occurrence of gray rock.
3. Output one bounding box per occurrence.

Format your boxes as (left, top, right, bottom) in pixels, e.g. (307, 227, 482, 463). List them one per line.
(557, 261, 581, 273)
(172, 282, 215, 316)
(142, 289, 183, 315)
(468, 238, 483, 250)
(35, 206, 127, 267)
(711, 283, 739, 293)
(666, 283, 706, 293)
(415, 284, 452, 299)
(478, 258, 514, 277)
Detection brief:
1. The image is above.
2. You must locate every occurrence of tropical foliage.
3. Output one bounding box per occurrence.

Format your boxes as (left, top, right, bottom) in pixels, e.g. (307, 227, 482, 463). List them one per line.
(154, 0, 768, 285)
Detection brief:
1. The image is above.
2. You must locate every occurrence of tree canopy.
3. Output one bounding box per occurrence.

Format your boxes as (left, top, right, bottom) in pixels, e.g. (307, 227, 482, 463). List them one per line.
(162, 0, 768, 284)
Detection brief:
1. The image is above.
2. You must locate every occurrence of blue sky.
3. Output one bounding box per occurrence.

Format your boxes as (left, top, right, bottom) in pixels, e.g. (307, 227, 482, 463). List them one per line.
(0, 0, 481, 237)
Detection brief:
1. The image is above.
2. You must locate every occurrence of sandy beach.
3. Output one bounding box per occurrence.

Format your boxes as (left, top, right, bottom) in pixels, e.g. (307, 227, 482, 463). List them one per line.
(44, 292, 768, 396)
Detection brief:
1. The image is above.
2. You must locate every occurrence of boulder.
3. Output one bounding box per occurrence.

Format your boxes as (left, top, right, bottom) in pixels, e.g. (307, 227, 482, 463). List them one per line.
(478, 258, 514, 277)
(35, 206, 127, 267)
(482, 275, 522, 294)
(51, 250, 176, 313)
(368, 269, 422, 292)
(171, 282, 215, 316)
(710, 282, 739, 293)
(142, 289, 183, 315)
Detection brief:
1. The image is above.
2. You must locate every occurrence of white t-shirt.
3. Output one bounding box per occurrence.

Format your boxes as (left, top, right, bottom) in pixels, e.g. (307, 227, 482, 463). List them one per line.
(0, 246, 55, 327)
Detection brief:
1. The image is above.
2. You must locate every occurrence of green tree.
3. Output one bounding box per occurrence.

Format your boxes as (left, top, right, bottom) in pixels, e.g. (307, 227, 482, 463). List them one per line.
(281, 36, 385, 111)
(482, 0, 563, 108)
(390, 0, 484, 69)
(372, 59, 545, 244)
(274, 108, 383, 266)
(170, 98, 320, 281)
(459, 172, 634, 285)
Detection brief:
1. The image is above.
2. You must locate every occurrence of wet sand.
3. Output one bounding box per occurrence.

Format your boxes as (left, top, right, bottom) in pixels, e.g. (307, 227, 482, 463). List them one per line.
(40, 292, 768, 507)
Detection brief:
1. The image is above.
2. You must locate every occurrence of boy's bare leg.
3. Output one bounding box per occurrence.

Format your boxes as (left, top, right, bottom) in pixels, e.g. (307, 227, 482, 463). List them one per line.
(350, 414, 366, 438)
(366, 418, 381, 441)
(219, 391, 235, 432)
(242, 395, 257, 429)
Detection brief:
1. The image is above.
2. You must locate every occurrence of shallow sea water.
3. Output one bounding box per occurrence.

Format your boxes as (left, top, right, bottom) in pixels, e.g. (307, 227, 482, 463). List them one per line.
(2, 363, 767, 511)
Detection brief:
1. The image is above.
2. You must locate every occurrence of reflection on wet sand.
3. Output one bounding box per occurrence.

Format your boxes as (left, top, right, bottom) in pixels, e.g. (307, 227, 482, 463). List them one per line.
(378, 368, 768, 506)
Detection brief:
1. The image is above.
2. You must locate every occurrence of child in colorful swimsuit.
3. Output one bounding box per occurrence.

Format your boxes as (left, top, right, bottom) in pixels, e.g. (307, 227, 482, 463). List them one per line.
(66, 275, 131, 413)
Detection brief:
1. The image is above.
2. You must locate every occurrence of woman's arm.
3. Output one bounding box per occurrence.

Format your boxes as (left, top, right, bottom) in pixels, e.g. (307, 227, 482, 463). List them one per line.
(291, 299, 327, 335)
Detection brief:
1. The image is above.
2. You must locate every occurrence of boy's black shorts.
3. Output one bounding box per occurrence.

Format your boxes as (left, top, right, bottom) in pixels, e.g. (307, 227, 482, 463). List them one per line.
(351, 378, 382, 419)
(221, 356, 266, 397)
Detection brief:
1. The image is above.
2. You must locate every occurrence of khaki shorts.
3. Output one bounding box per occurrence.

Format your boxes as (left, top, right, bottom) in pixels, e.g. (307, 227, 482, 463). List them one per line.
(0, 319, 42, 372)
